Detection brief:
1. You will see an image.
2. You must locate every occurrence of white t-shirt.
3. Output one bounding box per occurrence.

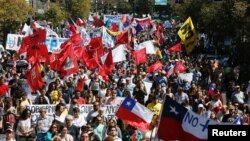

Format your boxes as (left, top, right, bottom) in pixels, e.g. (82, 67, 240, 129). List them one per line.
(72, 115, 87, 128)
(61, 134, 73, 141)
(17, 118, 31, 136)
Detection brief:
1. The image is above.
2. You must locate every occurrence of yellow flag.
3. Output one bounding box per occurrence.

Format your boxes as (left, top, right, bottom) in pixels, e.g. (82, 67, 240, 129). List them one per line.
(106, 28, 122, 36)
(178, 17, 197, 54)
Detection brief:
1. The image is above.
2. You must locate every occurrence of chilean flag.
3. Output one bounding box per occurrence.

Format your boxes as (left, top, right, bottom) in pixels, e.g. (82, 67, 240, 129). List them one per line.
(158, 97, 219, 141)
(115, 97, 153, 132)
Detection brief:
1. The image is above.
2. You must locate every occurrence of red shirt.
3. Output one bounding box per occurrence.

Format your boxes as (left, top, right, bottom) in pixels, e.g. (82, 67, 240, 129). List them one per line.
(71, 96, 86, 104)
(0, 83, 9, 96)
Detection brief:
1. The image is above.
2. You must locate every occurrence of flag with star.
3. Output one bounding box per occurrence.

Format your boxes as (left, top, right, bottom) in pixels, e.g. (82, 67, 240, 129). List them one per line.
(158, 96, 219, 141)
(115, 97, 153, 132)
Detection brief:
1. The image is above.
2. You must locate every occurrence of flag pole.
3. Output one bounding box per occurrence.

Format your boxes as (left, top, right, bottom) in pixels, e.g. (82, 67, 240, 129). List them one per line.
(155, 94, 167, 141)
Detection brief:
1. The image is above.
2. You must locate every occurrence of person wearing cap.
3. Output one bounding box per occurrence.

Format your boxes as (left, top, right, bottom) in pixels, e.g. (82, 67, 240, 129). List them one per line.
(5, 127, 15, 141)
(36, 107, 52, 141)
(197, 104, 206, 117)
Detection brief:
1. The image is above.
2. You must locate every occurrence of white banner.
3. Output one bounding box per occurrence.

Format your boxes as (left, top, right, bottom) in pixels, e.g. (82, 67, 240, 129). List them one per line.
(27, 104, 119, 124)
(5, 34, 68, 53)
(102, 27, 115, 48)
(45, 37, 68, 53)
(6, 34, 24, 50)
(178, 73, 193, 82)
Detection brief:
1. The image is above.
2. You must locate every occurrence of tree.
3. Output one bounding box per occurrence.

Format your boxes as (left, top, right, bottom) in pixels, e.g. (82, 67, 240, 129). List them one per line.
(116, 1, 133, 14)
(43, 2, 66, 27)
(65, 0, 91, 19)
(0, 0, 33, 45)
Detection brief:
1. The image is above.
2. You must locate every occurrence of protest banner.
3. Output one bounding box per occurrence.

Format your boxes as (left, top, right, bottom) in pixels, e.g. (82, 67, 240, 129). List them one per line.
(6, 34, 24, 51)
(6, 34, 68, 53)
(27, 104, 121, 124)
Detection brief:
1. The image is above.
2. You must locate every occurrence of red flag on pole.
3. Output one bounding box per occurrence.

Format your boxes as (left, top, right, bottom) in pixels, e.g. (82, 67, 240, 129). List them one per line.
(167, 42, 182, 53)
(26, 60, 45, 92)
(131, 48, 147, 65)
(174, 61, 187, 73)
(146, 61, 163, 73)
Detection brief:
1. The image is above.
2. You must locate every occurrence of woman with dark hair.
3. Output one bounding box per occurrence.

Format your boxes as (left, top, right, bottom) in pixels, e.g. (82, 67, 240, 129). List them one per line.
(59, 125, 73, 141)
(45, 123, 59, 141)
(16, 109, 35, 141)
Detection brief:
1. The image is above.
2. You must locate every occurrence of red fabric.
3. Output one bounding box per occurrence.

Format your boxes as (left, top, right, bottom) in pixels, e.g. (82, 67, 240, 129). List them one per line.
(26, 61, 45, 91)
(115, 30, 129, 45)
(76, 17, 85, 26)
(109, 23, 118, 32)
(70, 33, 83, 47)
(85, 58, 99, 70)
(71, 97, 86, 104)
(168, 42, 182, 53)
(59, 46, 79, 77)
(0, 83, 9, 96)
(27, 44, 49, 63)
(158, 117, 205, 141)
(88, 37, 104, 61)
(98, 65, 109, 81)
(115, 106, 150, 132)
(146, 61, 163, 73)
(93, 16, 104, 27)
(75, 77, 85, 92)
(74, 47, 84, 60)
(103, 51, 115, 74)
(132, 48, 147, 65)
(18, 29, 46, 57)
(174, 61, 187, 73)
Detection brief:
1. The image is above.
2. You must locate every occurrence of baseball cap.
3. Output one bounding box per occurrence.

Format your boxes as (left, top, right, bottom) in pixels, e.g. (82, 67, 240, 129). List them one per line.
(198, 104, 204, 108)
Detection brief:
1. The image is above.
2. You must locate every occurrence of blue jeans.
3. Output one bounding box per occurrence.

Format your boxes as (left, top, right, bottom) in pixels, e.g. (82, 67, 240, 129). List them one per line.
(37, 133, 46, 141)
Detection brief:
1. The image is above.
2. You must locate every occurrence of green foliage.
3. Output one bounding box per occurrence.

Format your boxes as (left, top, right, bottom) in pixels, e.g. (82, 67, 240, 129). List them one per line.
(172, 0, 250, 64)
(0, 0, 33, 44)
(117, 1, 133, 14)
(43, 2, 65, 27)
(65, 0, 91, 19)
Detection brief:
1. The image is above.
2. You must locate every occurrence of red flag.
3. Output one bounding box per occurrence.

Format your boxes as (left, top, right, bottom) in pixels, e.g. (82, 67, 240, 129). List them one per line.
(75, 77, 85, 92)
(18, 29, 46, 57)
(132, 48, 147, 65)
(88, 37, 104, 60)
(76, 17, 85, 27)
(167, 42, 182, 53)
(146, 61, 163, 73)
(70, 33, 83, 47)
(93, 16, 104, 27)
(81, 47, 92, 63)
(103, 51, 115, 74)
(85, 58, 99, 70)
(109, 23, 118, 32)
(26, 61, 45, 91)
(74, 47, 84, 60)
(174, 61, 187, 73)
(157, 97, 218, 141)
(27, 44, 49, 63)
(98, 65, 109, 81)
(59, 44, 79, 77)
(115, 30, 129, 45)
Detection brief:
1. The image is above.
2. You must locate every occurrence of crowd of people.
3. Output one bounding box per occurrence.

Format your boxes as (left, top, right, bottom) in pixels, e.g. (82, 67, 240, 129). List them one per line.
(0, 15, 250, 141)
